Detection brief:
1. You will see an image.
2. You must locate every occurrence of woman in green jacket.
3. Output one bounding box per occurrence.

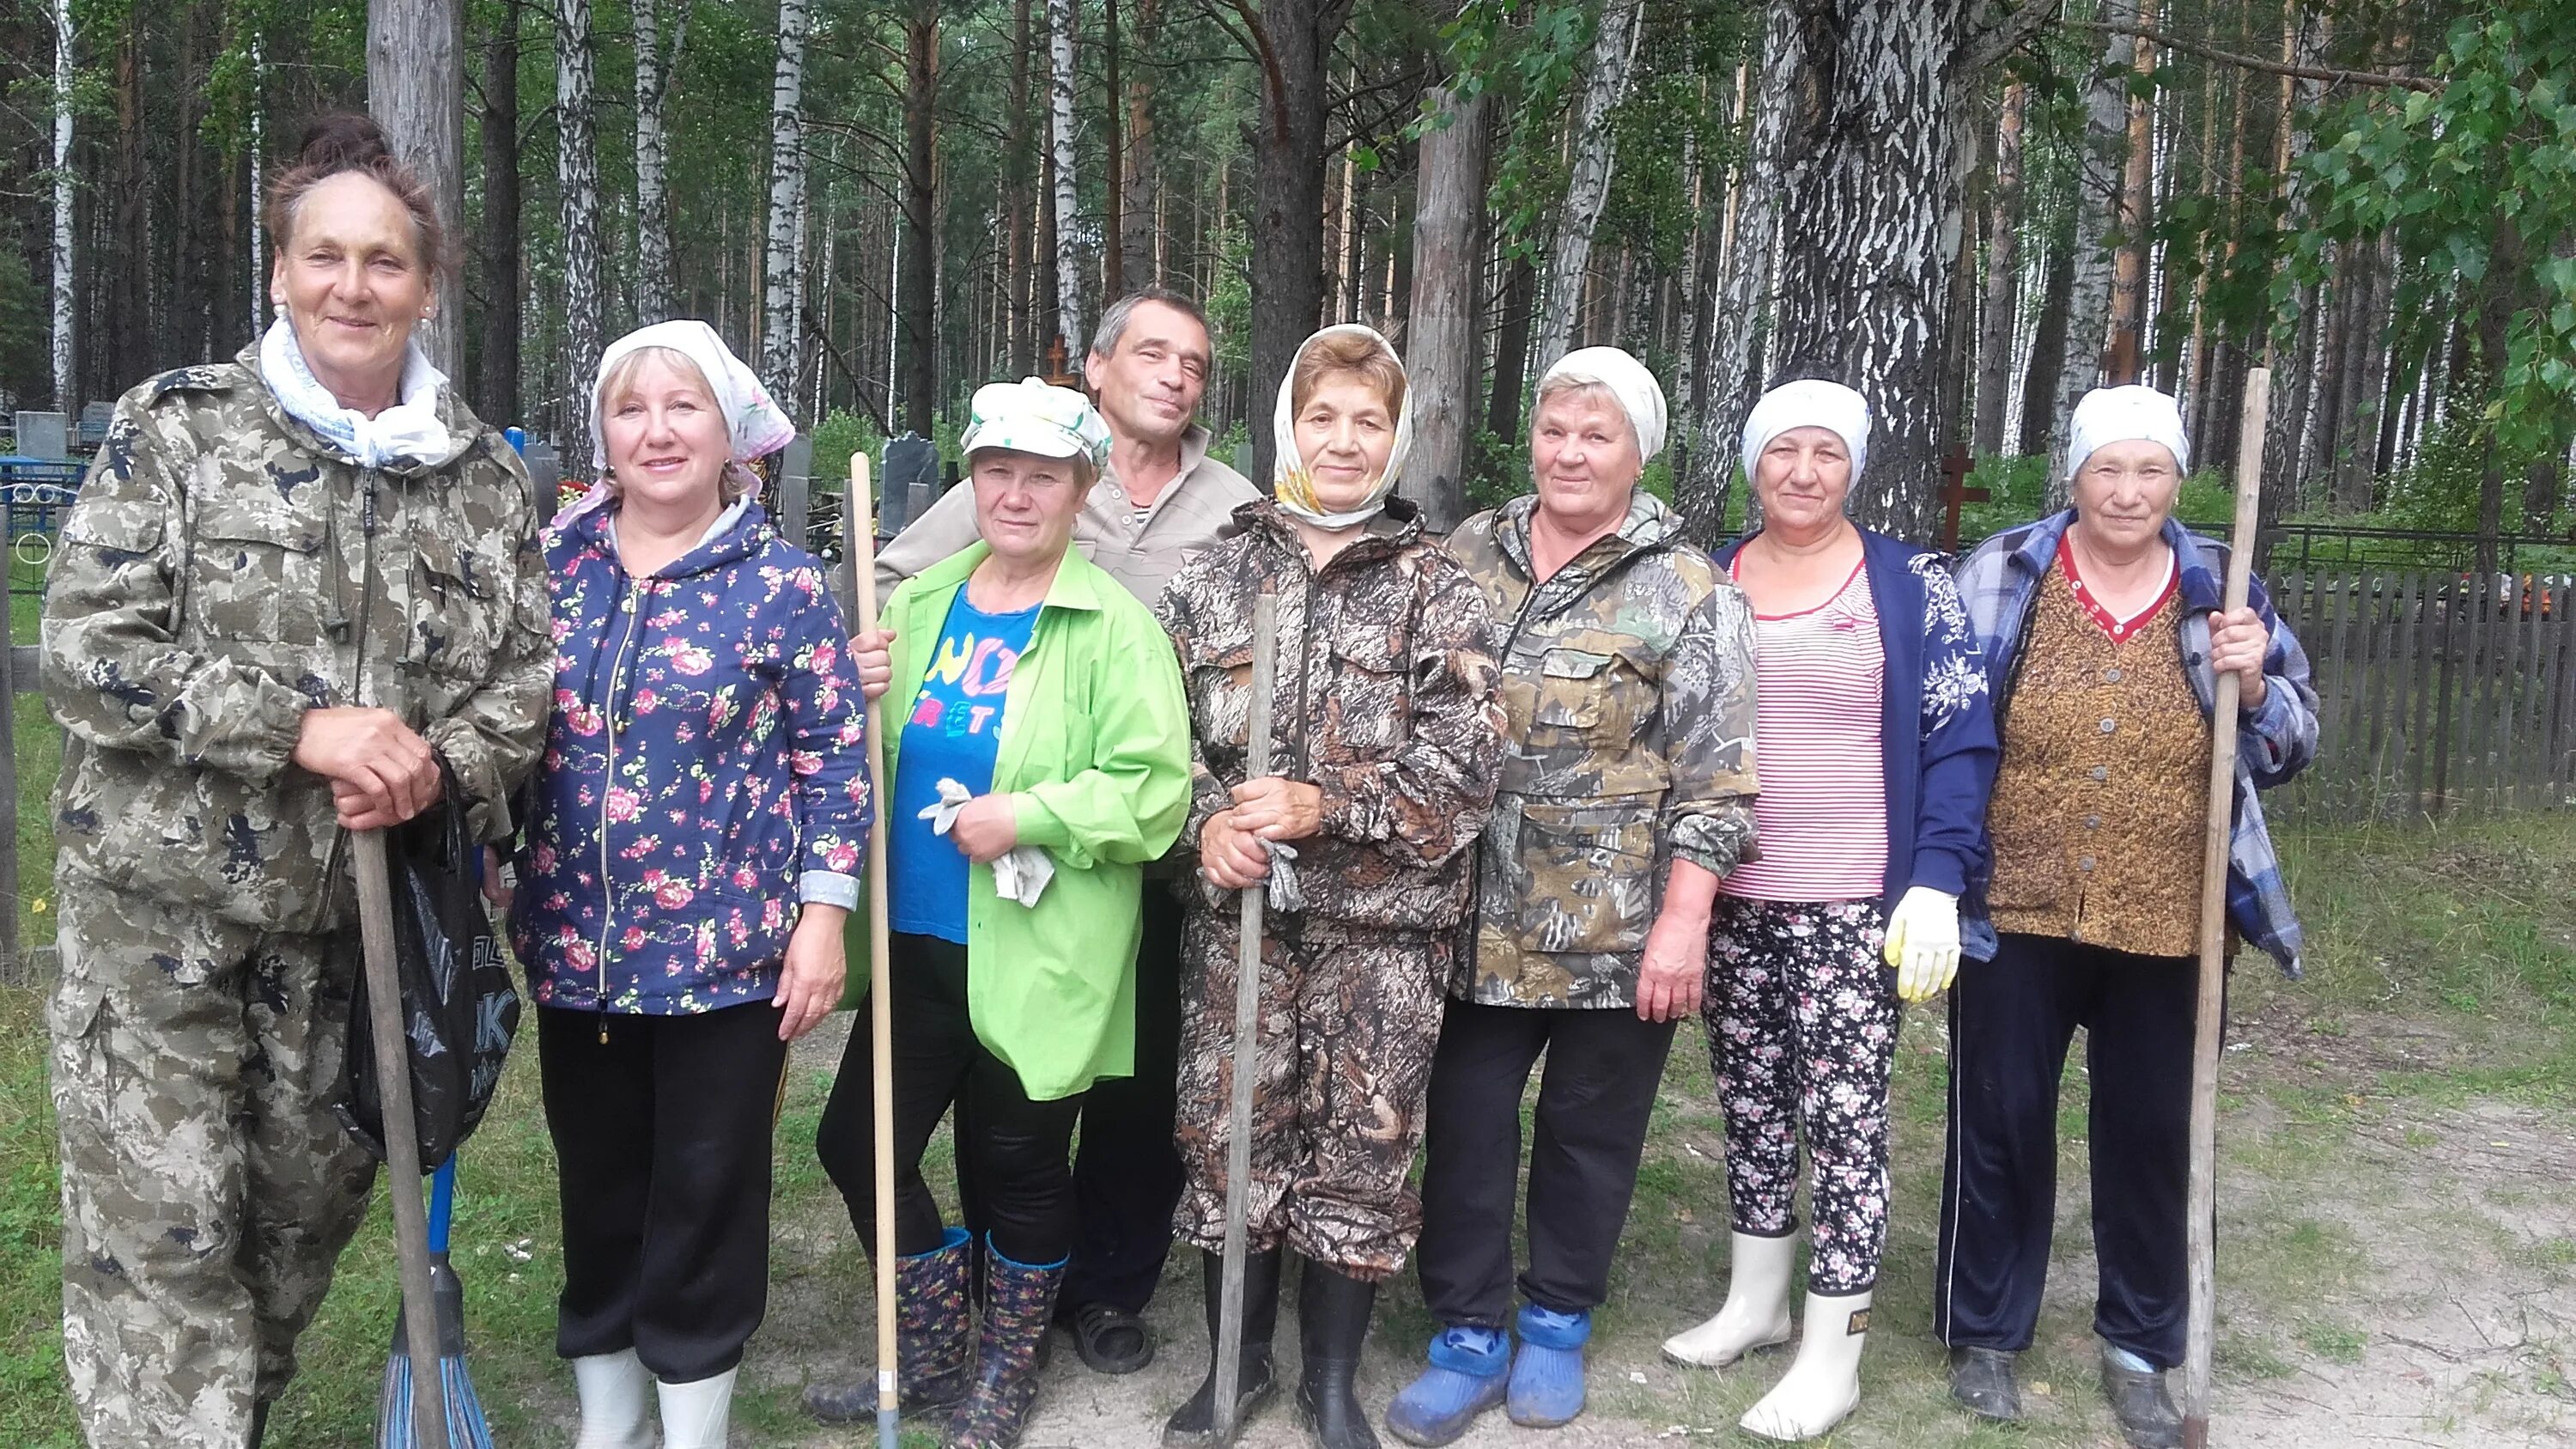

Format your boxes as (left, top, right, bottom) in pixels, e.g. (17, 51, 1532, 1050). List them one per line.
(810, 378, 1194, 1449)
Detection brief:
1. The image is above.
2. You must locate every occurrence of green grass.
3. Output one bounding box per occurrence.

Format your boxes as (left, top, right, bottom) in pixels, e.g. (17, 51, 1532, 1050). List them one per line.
(3, 717, 2573, 1442)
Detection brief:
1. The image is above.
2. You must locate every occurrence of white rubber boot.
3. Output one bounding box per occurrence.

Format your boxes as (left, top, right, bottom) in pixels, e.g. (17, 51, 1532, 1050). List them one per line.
(656, 1366, 739, 1449)
(569, 1349, 654, 1449)
(1662, 1232, 1796, 1368)
(1738, 1290, 1871, 1441)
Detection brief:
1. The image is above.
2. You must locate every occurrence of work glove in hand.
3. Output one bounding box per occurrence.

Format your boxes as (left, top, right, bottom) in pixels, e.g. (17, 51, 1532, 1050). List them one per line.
(1884, 886, 1961, 1002)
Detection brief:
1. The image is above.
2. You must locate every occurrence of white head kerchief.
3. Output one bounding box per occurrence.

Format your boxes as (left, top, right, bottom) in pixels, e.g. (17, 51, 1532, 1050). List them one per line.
(589, 320, 796, 473)
(1270, 324, 1414, 530)
(258, 316, 452, 468)
(1537, 347, 1668, 462)
(2066, 385, 2190, 480)
(1740, 379, 1871, 484)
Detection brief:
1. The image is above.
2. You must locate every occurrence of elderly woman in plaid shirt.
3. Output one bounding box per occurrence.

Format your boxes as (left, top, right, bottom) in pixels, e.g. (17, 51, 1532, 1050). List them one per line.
(1935, 386, 2318, 1449)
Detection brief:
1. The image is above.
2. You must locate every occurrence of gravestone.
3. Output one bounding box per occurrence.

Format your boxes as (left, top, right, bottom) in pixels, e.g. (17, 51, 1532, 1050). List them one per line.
(524, 441, 562, 500)
(778, 433, 815, 550)
(881, 433, 939, 536)
(76, 402, 112, 449)
(14, 411, 68, 460)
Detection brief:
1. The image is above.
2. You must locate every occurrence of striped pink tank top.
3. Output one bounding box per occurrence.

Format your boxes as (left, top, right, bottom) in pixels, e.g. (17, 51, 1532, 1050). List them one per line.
(1721, 557, 1891, 902)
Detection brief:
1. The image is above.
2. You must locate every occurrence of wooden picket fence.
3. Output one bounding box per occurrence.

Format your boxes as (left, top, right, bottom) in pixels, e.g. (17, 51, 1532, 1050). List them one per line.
(2263, 569, 2576, 823)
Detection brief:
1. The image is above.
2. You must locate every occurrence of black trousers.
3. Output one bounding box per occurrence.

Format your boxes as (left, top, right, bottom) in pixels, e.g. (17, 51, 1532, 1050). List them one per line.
(817, 933, 1087, 1266)
(539, 1002, 791, 1383)
(1415, 999, 1678, 1327)
(1935, 932, 2198, 1368)
(1062, 879, 1188, 1311)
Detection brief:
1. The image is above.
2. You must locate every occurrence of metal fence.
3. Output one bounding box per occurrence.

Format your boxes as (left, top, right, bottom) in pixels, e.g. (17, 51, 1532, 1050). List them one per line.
(2261, 569, 2576, 823)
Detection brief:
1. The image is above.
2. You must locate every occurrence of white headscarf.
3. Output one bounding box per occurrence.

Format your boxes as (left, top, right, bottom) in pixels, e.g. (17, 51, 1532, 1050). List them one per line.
(1271, 325, 1414, 530)
(2066, 385, 2190, 479)
(1740, 379, 1871, 484)
(1536, 347, 1668, 461)
(257, 316, 453, 468)
(589, 320, 796, 473)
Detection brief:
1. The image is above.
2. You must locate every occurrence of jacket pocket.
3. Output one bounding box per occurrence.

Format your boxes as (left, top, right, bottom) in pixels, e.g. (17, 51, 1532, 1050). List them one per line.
(410, 533, 506, 683)
(1324, 631, 1409, 759)
(189, 497, 324, 642)
(1513, 801, 1656, 955)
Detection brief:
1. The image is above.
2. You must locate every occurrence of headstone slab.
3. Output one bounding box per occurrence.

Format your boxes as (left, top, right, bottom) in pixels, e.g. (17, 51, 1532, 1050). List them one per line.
(14, 411, 69, 460)
(881, 433, 939, 536)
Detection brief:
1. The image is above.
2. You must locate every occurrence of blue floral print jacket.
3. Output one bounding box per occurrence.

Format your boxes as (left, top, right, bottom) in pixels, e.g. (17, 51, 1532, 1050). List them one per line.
(509, 494, 872, 1014)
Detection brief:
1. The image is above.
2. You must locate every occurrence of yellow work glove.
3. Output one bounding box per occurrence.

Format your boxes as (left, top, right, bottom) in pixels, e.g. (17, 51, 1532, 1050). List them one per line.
(1884, 886, 1961, 1003)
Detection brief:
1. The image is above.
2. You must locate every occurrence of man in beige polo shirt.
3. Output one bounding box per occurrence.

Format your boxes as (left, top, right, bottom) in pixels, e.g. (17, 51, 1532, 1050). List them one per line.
(869, 286, 1259, 1378)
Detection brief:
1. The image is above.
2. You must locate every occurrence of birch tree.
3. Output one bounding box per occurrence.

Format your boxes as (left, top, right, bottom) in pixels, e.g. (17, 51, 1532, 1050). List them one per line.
(2042, 0, 2139, 498)
(1532, 0, 1644, 365)
(1048, 0, 1083, 356)
(762, 0, 812, 401)
(633, 0, 689, 325)
(559, 0, 602, 463)
(52, 0, 74, 410)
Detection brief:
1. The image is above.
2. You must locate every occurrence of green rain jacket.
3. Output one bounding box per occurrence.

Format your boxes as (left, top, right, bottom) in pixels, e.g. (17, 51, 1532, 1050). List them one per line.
(848, 540, 1194, 1100)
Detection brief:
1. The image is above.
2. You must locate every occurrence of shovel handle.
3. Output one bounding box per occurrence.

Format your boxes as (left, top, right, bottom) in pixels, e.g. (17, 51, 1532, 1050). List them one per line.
(354, 828, 450, 1445)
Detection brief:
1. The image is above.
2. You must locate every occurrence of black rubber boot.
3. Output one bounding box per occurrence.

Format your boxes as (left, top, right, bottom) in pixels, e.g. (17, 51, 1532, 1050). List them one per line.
(2099, 1347, 2183, 1449)
(1163, 1247, 1284, 1447)
(247, 1399, 269, 1449)
(1294, 1259, 1382, 1449)
(1947, 1345, 2024, 1422)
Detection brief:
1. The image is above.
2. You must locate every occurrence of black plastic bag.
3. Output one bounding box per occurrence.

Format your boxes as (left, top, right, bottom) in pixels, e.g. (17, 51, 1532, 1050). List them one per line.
(337, 759, 521, 1171)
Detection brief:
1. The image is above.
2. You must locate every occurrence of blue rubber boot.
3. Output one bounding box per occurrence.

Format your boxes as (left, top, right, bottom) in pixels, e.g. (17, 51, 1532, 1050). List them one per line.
(1382, 1325, 1509, 1446)
(1505, 1304, 1590, 1428)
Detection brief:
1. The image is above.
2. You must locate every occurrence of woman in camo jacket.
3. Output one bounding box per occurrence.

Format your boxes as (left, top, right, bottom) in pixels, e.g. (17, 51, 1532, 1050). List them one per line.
(1156, 324, 1504, 1449)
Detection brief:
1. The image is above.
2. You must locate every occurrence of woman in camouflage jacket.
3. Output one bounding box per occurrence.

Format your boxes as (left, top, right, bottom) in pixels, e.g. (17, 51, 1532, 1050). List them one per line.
(1157, 326, 1504, 1449)
(1390, 348, 1759, 1445)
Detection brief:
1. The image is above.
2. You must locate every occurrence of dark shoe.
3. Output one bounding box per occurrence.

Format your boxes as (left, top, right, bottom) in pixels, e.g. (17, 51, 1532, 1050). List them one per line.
(806, 1226, 977, 1422)
(945, 1235, 1069, 1449)
(1295, 1258, 1382, 1449)
(2099, 1348, 2183, 1449)
(248, 1400, 269, 1449)
(1061, 1299, 1157, 1374)
(1947, 1345, 2023, 1422)
(1164, 1247, 1284, 1447)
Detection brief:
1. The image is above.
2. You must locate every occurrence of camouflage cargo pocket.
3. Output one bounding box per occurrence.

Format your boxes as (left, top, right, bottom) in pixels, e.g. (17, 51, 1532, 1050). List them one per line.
(1326, 632, 1409, 756)
(410, 533, 506, 683)
(1514, 801, 1656, 955)
(187, 495, 324, 641)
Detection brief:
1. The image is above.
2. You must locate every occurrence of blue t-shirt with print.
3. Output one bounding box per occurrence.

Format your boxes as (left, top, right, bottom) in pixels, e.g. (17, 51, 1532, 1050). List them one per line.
(890, 591, 1042, 942)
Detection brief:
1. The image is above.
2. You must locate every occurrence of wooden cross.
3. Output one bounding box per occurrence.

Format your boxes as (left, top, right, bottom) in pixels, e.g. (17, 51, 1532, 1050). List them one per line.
(1938, 444, 1988, 553)
(1044, 334, 1081, 388)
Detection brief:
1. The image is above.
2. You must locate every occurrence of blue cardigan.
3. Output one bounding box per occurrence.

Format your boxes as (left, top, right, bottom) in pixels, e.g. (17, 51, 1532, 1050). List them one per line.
(1713, 528, 1998, 908)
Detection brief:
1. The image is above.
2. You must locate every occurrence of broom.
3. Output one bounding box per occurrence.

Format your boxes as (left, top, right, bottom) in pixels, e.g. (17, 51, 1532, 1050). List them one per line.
(375, 1156, 497, 1448)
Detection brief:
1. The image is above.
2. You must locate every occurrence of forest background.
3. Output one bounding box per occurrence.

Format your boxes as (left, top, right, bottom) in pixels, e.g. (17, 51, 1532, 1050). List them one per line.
(1, 0, 2573, 560)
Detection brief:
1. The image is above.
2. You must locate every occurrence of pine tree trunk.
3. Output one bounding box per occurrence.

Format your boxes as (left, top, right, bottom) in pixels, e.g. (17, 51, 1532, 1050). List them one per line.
(1670, 65, 1732, 544)
(2103, 0, 2156, 386)
(2259, 10, 2330, 527)
(1771, 0, 1967, 539)
(52, 0, 75, 407)
(2043, 0, 2138, 499)
(1702, 0, 1803, 508)
(173, 6, 203, 361)
(1533, 0, 1643, 366)
(902, 0, 938, 433)
(369, 0, 466, 376)
(1048, 0, 1084, 355)
(557, 0, 601, 462)
(1243, 0, 1333, 484)
(1485, 253, 1537, 454)
(1119, 0, 1159, 289)
(1008, 0, 1036, 374)
(2017, 210, 2075, 458)
(762, 0, 811, 403)
(633, 0, 685, 325)
(112, 15, 144, 387)
(1400, 82, 1488, 532)
(477, 0, 523, 425)
(1972, 80, 2026, 458)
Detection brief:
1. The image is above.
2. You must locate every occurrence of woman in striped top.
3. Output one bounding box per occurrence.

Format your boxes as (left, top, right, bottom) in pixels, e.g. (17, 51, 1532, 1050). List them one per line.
(1661, 381, 1997, 1441)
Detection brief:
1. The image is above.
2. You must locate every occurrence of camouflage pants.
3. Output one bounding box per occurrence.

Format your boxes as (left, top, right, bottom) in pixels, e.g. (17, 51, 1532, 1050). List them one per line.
(1172, 910, 1448, 1281)
(49, 874, 378, 1448)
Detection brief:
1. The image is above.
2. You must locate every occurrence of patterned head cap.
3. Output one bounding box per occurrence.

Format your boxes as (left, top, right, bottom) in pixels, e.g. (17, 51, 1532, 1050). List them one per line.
(961, 377, 1115, 470)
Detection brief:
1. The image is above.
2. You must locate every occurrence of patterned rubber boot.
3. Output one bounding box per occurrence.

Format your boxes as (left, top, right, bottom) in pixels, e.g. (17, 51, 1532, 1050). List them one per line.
(945, 1236, 1069, 1449)
(1504, 1304, 1590, 1428)
(1383, 1325, 1510, 1446)
(1294, 1260, 1382, 1449)
(1164, 1246, 1285, 1446)
(805, 1226, 978, 1422)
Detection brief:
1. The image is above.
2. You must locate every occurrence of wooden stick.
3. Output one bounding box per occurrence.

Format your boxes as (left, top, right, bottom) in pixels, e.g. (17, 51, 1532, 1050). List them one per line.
(352, 829, 448, 1446)
(1213, 592, 1279, 1441)
(2184, 367, 2270, 1449)
(848, 452, 902, 1449)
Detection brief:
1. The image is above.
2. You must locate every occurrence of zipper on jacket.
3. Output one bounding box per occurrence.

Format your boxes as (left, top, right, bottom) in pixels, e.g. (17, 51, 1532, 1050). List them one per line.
(595, 570, 647, 1040)
(320, 470, 383, 922)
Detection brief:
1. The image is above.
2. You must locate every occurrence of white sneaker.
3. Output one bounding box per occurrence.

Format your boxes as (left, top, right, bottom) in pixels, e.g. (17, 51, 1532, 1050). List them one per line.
(570, 1349, 653, 1449)
(657, 1366, 739, 1449)
(1662, 1232, 1796, 1368)
(1739, 1290, 1871, 1441)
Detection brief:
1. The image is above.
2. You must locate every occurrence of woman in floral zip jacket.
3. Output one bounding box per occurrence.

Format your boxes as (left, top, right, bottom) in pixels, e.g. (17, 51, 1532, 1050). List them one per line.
(504, 321, 870, 1449)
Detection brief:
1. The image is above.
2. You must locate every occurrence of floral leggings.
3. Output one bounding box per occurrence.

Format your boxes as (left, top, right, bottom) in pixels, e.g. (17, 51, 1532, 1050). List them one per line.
(1703, 897, 1899, 1296)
